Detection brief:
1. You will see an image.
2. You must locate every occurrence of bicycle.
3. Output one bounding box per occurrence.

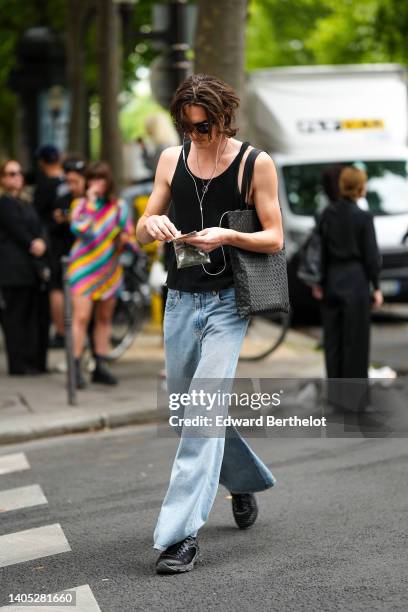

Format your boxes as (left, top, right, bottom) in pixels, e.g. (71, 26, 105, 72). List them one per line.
(106, 249, 151, 361)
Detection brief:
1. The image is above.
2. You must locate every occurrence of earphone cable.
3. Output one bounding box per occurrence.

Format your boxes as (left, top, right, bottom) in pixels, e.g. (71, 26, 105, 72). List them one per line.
(182, 135, 229, 276)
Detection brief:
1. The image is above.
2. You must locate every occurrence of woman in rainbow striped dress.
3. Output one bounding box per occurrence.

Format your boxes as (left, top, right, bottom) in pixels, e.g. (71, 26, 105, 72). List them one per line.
(68, 161, 137, 388)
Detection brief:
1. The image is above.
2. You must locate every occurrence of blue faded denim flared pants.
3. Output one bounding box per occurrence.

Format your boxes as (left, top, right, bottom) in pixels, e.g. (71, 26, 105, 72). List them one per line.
(153, 287, 276, 551)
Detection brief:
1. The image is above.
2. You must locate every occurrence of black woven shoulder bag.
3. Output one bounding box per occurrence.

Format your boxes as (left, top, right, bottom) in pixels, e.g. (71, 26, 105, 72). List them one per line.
(226, 147, 290, 318)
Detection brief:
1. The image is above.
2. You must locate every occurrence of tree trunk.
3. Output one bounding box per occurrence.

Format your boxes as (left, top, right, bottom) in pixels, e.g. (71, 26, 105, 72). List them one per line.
(97, 0, 123, 187)
(66, 0, 92, 155)
(194, 0, 248, 99)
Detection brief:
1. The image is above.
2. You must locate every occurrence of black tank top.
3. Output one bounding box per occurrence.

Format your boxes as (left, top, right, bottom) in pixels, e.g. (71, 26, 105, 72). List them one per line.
(166, 140, 250, 292)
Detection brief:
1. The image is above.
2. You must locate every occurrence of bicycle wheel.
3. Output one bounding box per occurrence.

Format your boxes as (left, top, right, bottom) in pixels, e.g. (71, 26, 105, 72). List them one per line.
(239, 310, 291, 361)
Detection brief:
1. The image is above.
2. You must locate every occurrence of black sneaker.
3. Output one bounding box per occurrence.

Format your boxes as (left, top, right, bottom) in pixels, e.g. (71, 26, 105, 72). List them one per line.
(231, 493, 258, 529)
(155, 536, 200, 574)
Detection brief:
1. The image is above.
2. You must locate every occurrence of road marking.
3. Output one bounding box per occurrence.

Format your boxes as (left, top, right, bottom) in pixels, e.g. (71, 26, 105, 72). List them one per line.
(0, 524, 71, 568)
(0, 453, 30, 476)
(0, 584, 102, 612)
(0, 485, 48, 514)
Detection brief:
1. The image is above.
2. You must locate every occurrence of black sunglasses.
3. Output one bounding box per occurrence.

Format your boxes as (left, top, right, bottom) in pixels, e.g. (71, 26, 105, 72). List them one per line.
(191, 120, 210, 135)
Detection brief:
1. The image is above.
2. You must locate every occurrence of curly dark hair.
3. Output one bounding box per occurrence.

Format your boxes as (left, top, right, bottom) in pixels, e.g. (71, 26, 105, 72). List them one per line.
(170, 74, 240, 139)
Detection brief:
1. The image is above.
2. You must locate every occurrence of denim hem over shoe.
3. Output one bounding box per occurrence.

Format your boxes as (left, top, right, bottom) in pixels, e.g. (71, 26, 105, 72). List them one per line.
(228, 478, 277, 495)
(153, 288, 276, 551)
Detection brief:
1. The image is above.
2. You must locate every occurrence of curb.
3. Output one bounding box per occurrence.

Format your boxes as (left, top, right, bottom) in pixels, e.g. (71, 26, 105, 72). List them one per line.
(0, 405, 160, 445)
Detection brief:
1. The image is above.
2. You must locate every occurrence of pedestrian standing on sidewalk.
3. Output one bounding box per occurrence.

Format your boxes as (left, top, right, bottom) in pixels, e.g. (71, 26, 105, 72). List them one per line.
(136, 74, 283, 574)
(0, 160, 50, 375)
(312, 166, 383, 410)
(33, 145, 69, 349)
(67, 161, 137, 389)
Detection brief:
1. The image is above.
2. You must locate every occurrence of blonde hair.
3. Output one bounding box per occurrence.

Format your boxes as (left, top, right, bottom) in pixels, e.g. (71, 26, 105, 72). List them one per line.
(339, 166, 367, 200)
(145, 113, 179, 147)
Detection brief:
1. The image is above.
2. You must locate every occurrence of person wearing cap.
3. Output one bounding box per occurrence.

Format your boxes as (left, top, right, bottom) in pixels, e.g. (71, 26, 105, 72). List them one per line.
(33, 145, 69, 348)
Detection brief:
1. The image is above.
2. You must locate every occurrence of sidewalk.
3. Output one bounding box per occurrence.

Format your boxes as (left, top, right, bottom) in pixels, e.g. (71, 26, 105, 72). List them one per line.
(0, 329, 324, 445)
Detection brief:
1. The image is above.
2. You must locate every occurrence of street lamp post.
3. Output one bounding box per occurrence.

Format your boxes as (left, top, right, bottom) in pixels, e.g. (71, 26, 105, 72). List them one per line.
(147, 1, 194, 108)
(168, 0, 191, 94)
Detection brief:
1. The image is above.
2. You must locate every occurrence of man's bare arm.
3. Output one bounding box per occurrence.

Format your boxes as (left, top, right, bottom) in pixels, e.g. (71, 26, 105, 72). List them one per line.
(186, 152, 284, 254)
(229, 152, 283, 253)
(136, 147, 180, 244)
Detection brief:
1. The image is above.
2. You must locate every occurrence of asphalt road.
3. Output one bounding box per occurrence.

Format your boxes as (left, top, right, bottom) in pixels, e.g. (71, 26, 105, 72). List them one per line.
(0, 425, 407, 612)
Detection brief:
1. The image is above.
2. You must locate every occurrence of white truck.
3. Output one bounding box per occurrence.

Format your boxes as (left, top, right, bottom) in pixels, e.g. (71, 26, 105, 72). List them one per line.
(246, 64, 408, 315)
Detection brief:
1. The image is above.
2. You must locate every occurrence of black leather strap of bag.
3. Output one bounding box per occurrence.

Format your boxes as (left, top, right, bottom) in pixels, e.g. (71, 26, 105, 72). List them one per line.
(238, 147, 287, 251)
(240, 147, 261, 210)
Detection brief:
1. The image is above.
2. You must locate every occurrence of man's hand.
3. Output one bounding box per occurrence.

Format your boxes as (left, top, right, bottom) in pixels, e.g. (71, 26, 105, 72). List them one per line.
(30, 238, 46, 258)
(145, 214, 179, 242)
(372, 289, 384, 309)
(185, 227, 232, 253)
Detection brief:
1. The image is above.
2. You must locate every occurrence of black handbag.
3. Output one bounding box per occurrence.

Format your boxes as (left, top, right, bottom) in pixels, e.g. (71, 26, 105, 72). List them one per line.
(226, 148, 290, 318)
(297, 213, 325, 286)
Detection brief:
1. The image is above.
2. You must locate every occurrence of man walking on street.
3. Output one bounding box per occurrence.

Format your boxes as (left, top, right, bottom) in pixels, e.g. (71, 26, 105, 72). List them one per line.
(136, 74, 284, 574)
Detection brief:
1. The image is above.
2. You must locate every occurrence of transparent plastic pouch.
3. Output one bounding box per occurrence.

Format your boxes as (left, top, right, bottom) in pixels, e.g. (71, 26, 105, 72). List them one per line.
(172, 232, 210, 269)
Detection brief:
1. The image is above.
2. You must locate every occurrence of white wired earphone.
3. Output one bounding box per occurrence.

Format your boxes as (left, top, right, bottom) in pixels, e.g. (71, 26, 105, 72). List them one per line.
(181, 133, 230, 276)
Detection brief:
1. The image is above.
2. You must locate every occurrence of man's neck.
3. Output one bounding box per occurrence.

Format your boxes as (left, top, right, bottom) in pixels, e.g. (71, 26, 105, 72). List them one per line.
(190, 135, 228, 162)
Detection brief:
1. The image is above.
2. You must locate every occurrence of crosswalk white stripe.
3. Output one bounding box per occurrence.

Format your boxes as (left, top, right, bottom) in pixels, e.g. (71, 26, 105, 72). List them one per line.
(0, 485, 48, 514)
(0, 584, 102, 612)
(0, 524, 71, 569)
(0, 453, 30, 476)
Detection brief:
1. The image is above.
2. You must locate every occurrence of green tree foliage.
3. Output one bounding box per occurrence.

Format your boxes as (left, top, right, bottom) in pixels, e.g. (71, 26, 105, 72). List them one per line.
(375, 0, 408, 63)
(306, 0, 389, 64)
(1, 0, 407, 156)
(246, 0, 408, 70)
(0, 0, 159, 156)
(246, 0, 330, 69)
(0, 0, 66, 151)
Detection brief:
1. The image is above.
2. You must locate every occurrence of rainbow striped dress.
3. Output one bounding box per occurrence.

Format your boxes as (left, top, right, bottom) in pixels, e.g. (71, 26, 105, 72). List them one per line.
(67, 196, 137, 300)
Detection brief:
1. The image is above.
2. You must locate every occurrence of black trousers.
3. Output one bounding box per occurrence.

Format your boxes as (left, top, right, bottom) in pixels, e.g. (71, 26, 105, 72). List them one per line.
(0, 286, 49, 374)
(321, 262, 371, 410)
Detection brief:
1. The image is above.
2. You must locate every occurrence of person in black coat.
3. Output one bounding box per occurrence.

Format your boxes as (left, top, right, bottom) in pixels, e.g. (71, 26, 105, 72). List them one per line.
(0, 160, 50, 375)
(312, 166, 383, 411)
